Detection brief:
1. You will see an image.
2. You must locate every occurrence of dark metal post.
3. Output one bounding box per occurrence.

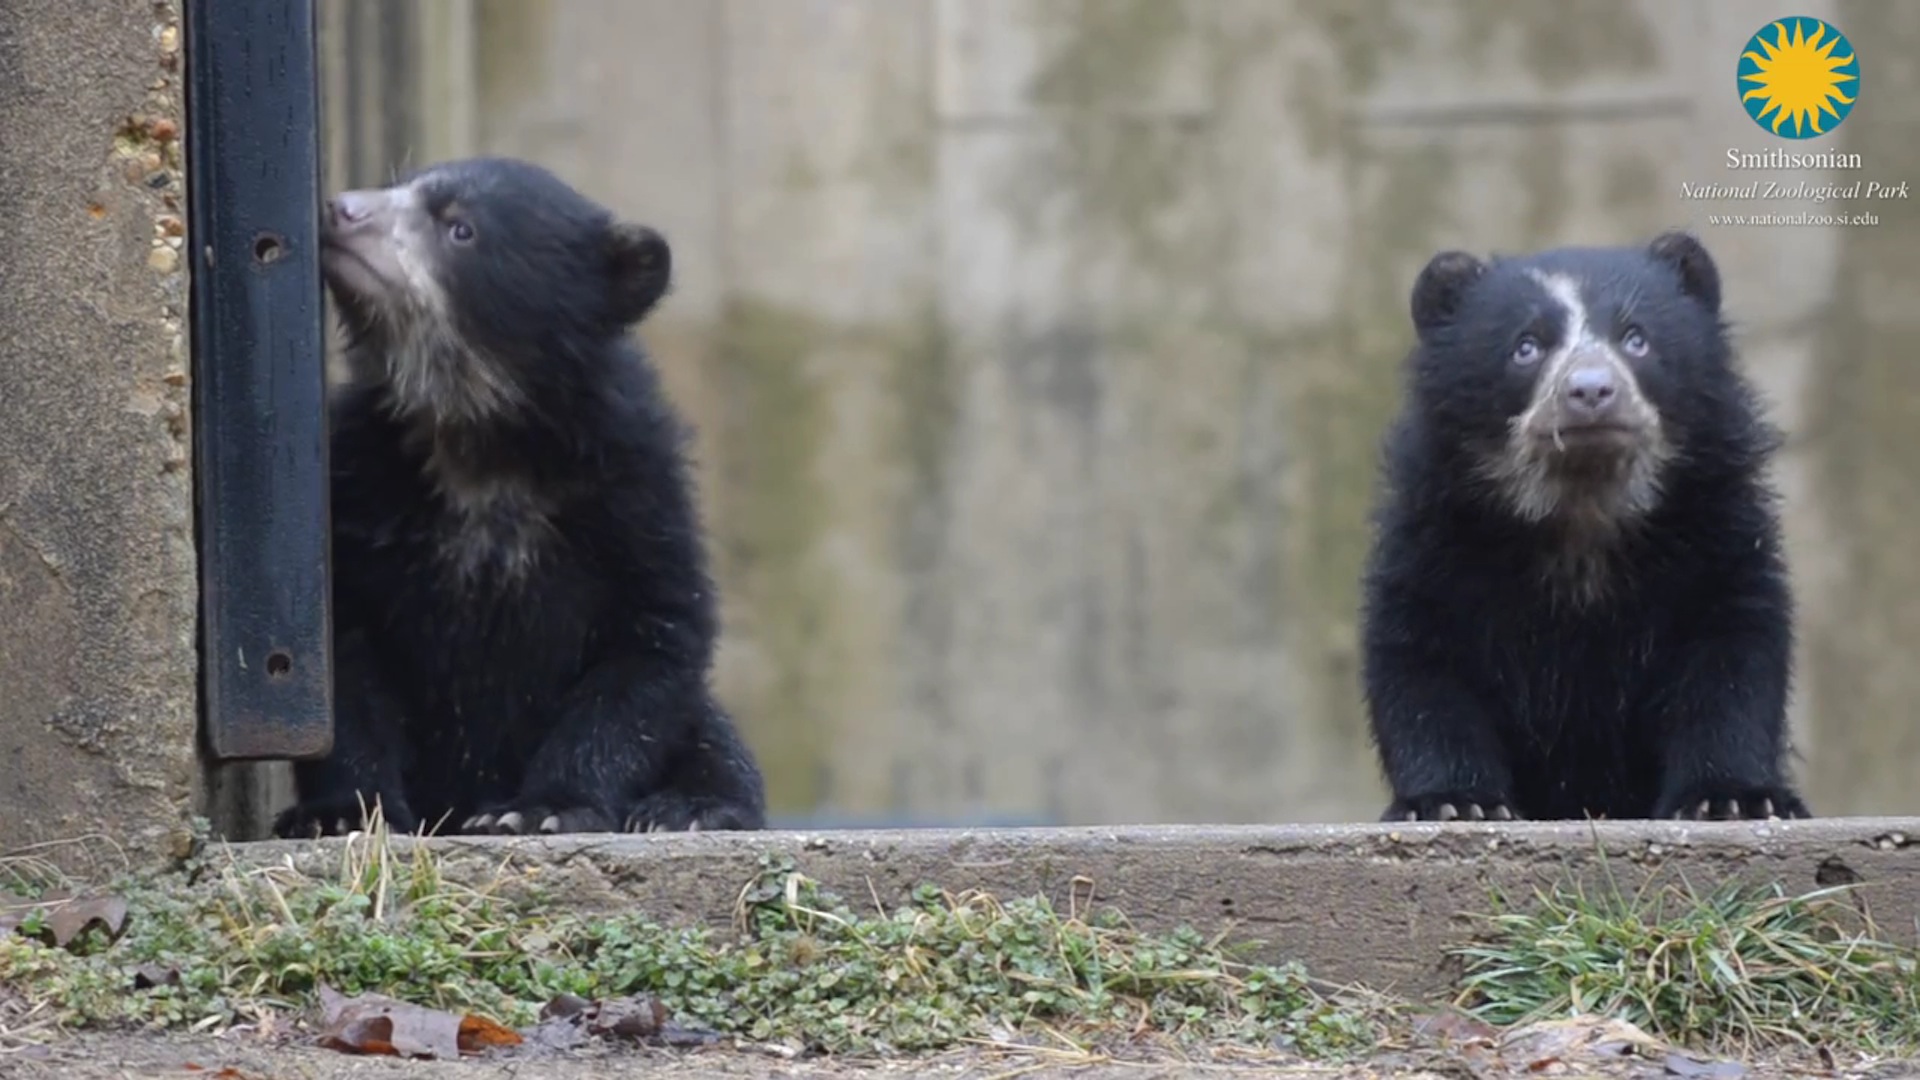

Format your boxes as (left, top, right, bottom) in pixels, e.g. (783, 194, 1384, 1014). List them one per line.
(185, 0, 333, 760)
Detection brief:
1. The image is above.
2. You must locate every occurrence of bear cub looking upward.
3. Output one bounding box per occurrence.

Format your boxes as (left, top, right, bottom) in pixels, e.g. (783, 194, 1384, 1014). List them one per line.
(1359, 230, 1808, 824)
(273, 157, 767, 839)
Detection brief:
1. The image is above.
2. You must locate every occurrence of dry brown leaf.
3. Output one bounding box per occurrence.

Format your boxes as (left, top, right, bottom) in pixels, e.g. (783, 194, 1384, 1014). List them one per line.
(520, 1015, 588, 1053)
(133, 963, 181, 989)
(0, 893, 130, 950)
(540, 993, 592, 1021)
(1500, 1015, 1666, 1072)
(586, 995, 669, 1040)
(519, 993, 595, 1052)
(45, 895, 130, 947)
(315, 984, 521, 1059)
(518, 993, 715, 1052)
(458, 1012, 526, 1052)
(1410, 1006, 1501, 1047)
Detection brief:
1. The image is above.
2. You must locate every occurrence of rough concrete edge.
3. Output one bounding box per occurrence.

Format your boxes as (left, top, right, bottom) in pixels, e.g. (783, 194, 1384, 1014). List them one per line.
(0, 0, 198, 865)
(222, 818, 1920, 1000)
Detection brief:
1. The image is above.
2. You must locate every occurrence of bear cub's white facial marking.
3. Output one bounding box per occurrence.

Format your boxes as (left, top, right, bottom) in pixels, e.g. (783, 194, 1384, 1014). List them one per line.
(322, 172, 555, 586)
(322, 174, 524, 430)
(1475, 270, 1676, 606)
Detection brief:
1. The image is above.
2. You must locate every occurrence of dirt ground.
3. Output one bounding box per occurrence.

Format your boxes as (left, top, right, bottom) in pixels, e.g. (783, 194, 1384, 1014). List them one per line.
(5, 1029, 1920, 1080)
(0, 1031, 1359, 1078)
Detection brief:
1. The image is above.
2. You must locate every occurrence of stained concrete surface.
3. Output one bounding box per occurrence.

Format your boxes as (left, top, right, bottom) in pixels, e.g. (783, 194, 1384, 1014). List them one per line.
(0, 0, 198, 861)
(235, 818, 1920, 1002)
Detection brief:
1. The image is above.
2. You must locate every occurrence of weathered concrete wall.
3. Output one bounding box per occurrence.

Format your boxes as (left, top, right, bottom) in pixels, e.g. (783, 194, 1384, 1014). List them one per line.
(6, 1, 1899, 853)
(324, 1, 1920, 829)
(0, 0, 197, 860)
(243, 818, 1920, 1001)
(1801, 0, 1920, 814)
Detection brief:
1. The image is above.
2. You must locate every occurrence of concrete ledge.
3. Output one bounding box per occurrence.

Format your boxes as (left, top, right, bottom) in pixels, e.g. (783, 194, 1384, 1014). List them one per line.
(231, 818, 1920, 1000)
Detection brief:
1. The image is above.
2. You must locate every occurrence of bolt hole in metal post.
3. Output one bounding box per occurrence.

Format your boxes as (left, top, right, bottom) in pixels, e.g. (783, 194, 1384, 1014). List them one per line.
(266, 650, 293, 678)
(252, 232, 286, 264)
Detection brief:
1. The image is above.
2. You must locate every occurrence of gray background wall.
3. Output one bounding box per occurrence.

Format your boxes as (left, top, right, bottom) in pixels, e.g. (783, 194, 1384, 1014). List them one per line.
(8, 1, 1910, 852)
(304, 0, 1920, 830)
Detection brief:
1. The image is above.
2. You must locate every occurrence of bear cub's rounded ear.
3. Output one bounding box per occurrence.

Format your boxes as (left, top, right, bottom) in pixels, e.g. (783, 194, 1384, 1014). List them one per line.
(1410, 250, 1488, 341)
(1646, 230, 1721, 316)
(606, 222, 673, 326)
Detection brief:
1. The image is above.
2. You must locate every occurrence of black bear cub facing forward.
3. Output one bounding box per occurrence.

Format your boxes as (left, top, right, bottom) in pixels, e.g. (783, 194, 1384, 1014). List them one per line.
(274, 157, 767, 839)
(1360, 230, 1809, 823)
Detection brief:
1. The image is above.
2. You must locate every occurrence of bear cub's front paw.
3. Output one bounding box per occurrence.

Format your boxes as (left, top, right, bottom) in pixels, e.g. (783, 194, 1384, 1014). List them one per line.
(1383, 793, 1518, 823)
(273, 792, 417, 839)
(461, 802, 619, 836)
(624, 793, 761, 833)
(1655, 786, 1809, 821)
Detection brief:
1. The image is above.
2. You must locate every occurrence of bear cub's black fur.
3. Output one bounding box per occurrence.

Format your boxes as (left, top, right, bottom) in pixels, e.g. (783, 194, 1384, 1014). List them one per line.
(1359, 230, 1808, 823)
(274, 157, 767, 838)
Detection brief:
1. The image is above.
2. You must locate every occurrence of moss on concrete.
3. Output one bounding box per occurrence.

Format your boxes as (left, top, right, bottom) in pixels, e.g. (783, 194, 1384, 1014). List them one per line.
(1018, 0, 1206, 272)
(1456, 0, 1660, 82)
(472, 0, 551, 131)
(885, 305, 960, 542)
(710, 299, 836, 814)
(709, 296, 959, 817)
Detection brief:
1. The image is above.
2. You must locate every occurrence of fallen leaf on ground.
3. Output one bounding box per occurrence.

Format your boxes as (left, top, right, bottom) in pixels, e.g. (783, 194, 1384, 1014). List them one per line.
(1410, 1007, 1501, 1047)
(1500, 1015, 1667, 1072)
(541, 994, 592, 1021)
(315, 984, 523, 1059)
(588, 994, 670, 1039)
(0, 893, 131, 949)
(46, 896, 130, 947)
(518, 993, 720, 1053)
(519, 1018, 587, 1053)
(133, 963, 181, 989)
(459, 1011, 525, 1051)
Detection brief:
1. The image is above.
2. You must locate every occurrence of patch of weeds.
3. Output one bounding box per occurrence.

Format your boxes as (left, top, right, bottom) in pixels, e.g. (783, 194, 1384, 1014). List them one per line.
(0, 824, 1379, 1058)
(1454, 871, 1920, 1054)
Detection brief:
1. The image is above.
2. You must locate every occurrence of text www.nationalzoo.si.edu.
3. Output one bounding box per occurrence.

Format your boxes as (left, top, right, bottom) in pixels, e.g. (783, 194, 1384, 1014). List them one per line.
(1706, 210, 1879, 227)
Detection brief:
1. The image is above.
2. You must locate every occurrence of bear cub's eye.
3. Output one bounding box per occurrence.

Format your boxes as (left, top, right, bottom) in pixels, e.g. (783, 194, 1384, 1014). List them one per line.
(1620, 325, 1649, 357)
(447, 219, 476, 244)
(1511, 334, 1544, 367)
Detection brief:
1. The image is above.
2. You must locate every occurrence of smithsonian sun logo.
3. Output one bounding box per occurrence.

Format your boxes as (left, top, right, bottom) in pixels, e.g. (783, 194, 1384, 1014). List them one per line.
(1737, 16, 1860, 139)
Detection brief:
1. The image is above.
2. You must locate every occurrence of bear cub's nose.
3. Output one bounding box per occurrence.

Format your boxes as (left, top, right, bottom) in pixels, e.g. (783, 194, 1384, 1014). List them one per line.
(1563, 363, 1618, 416)
(326, 191, 378, 229)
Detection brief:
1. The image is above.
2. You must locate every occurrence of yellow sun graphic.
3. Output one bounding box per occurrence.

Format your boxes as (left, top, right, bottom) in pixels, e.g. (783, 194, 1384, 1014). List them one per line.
(1738, 17, 1860, 139)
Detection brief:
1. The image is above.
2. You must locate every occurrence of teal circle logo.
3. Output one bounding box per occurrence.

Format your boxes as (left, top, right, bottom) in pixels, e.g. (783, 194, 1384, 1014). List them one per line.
(1737, 17, 1860, 139)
